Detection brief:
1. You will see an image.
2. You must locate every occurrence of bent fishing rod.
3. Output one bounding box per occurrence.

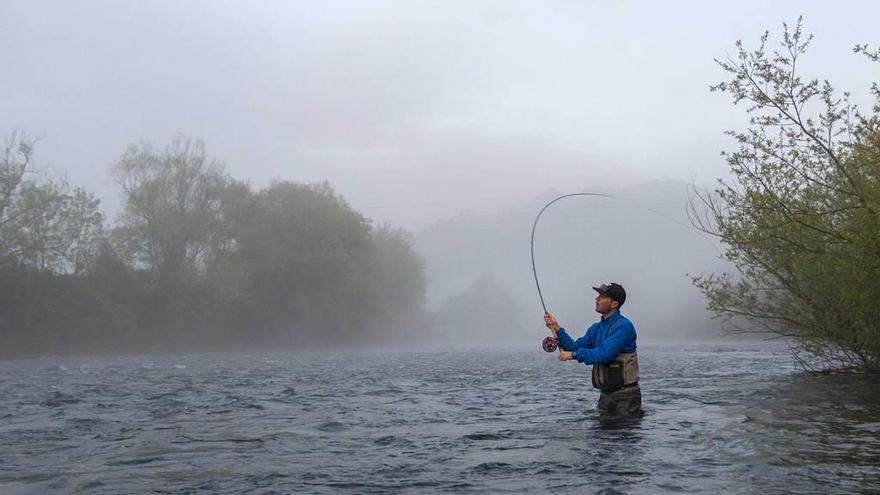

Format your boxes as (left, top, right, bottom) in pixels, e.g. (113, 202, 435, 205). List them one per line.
(531, 193, 613, 353)
(531, 191, 721, 353)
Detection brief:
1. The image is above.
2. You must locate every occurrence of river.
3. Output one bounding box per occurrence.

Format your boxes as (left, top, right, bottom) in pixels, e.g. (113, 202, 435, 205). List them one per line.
(1, 344, 878, 494)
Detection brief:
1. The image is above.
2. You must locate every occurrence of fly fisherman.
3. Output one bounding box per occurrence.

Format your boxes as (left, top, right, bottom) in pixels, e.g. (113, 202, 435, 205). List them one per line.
(543, 283, 642, 416)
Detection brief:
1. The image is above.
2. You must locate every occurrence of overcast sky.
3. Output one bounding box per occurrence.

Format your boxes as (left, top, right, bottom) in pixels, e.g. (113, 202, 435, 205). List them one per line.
(3, 1, 878, 228)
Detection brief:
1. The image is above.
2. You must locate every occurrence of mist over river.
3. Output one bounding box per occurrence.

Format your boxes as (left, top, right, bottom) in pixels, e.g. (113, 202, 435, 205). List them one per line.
(1, 344, 878, 494)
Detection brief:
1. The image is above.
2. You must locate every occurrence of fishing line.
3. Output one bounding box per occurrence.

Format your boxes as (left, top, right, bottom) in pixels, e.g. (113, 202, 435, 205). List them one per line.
(531, 191, 723, 353)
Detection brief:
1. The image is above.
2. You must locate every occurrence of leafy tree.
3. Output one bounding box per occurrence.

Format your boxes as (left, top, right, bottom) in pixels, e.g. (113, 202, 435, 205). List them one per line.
(7, 181, 104, 274)
(0, 132, 104, 274)
(109, 136, 231, 346)
(227, 180, 375, 344)
(366, 224, 427, 339)
(111, 136, 227, 287)
(0, 133, 106, 357)
(0, 133, 429, 356)
(690, 19, 880, 371)
(202, 180, 429, 347)
(0, 132, 33, 238)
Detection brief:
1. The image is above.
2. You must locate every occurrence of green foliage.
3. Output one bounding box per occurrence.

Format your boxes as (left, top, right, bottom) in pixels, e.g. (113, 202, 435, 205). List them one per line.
(369, 224, 427, 328)
(0, 135, 428, 357)
(0, 132, 104, 274)
(111, 136, 227, 283)
(224, 180, 376, 343)
(691, 18, 880, 371)
(207, 181, 429, 346)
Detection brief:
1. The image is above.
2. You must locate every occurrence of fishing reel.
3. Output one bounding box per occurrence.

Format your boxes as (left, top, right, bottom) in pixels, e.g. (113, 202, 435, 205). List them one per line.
(542, 336, 558, 352)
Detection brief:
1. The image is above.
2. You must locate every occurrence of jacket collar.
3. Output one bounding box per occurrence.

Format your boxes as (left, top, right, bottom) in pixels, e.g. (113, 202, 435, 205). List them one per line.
(601, 309, 621, 323)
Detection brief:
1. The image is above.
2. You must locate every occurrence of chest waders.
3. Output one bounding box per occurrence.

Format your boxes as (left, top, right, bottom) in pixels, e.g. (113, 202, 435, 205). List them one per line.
(592, 350, 639, 393)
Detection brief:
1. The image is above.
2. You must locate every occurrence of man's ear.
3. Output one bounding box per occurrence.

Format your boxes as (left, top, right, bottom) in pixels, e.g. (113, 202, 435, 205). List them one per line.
(611, 300, 620, 310)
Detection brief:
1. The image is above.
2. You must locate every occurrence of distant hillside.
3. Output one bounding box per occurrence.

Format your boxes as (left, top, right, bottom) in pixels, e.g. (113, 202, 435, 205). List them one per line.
(413, 179, 729, 345)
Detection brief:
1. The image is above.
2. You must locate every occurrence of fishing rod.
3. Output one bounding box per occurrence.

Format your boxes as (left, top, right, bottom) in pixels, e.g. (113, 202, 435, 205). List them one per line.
(531, 191, 722, 353)
(531, 193, 613, 353)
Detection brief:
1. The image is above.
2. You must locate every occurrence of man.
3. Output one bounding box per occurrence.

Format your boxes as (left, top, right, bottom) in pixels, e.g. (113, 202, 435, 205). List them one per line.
(543, 282, 642, 416)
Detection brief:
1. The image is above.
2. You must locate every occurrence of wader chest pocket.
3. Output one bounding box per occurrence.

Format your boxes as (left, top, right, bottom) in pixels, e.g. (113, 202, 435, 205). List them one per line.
(592, 361, 625, 392)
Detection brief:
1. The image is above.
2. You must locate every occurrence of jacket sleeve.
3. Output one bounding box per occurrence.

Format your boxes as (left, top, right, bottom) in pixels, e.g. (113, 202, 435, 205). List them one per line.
(574, 320, 635, 365)
(555, 324, 595, 352)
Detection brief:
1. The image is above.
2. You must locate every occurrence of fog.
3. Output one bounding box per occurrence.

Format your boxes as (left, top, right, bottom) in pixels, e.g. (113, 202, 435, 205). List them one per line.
(415, 179, 727, 346)
(3, 1, 880, 355)
(5, 1, 878, 227)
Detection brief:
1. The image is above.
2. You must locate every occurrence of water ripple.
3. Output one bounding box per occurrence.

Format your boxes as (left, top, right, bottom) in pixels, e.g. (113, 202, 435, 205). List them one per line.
(0, 345, 878, 493)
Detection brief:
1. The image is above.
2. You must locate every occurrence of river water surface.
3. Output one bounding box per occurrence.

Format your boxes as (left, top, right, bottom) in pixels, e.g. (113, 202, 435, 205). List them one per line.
(1, 344, 878, 494)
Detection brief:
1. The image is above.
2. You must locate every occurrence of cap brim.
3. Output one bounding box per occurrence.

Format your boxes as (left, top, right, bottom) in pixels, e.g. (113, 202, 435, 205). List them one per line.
(592, 286, 606, 294)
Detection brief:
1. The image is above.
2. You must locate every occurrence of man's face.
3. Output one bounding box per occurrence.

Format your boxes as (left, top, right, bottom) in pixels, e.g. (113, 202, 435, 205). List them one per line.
(594, 294, 617, 315)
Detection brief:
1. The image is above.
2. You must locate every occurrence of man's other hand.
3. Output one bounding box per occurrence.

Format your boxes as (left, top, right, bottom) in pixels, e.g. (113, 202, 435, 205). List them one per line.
(558, 351, 575, 361)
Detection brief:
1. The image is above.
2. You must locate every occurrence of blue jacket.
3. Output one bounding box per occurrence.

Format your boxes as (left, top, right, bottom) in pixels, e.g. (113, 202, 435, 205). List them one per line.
(555, 310, 637, 365)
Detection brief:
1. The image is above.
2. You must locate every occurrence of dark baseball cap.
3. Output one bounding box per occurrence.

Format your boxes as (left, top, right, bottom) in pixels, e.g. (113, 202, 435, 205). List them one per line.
(593, 282, 626, 306)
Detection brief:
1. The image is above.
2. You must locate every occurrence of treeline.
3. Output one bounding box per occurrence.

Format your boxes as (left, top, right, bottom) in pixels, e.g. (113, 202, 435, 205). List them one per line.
(0, 134, 426, 358)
